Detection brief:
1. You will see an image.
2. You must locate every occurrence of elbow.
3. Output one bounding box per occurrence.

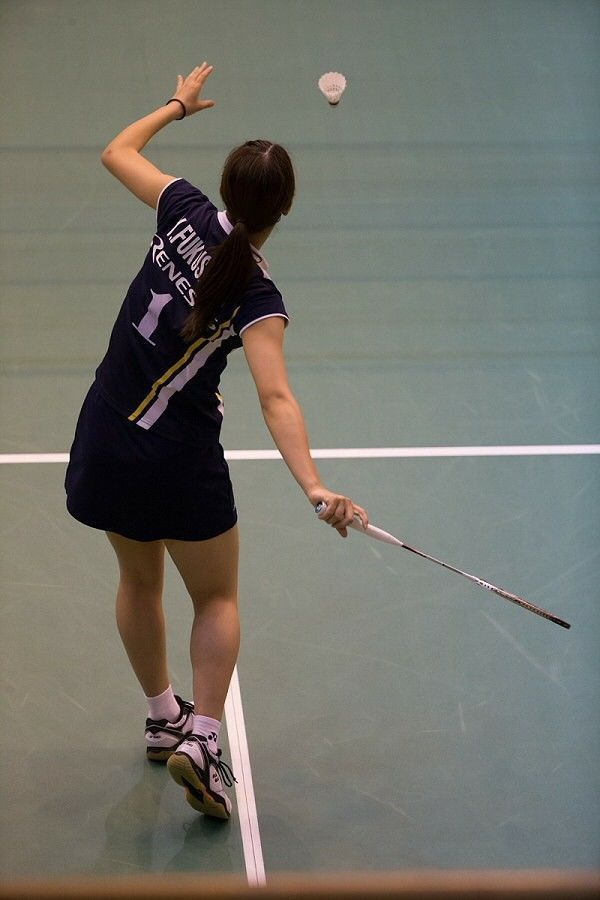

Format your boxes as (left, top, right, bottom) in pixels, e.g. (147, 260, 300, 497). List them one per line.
(259, 390, 295, 417)
(101, 144, 128, 169)
(101, 145, 113, 168)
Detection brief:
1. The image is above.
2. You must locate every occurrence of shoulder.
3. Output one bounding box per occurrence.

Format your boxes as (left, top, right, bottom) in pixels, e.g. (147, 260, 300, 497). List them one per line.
(156, 178, 217, 233)
(235, 270, 289, 337)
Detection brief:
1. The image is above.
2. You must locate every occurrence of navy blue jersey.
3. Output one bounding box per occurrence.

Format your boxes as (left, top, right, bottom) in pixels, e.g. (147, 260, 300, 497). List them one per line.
(95, 178, 288, 445)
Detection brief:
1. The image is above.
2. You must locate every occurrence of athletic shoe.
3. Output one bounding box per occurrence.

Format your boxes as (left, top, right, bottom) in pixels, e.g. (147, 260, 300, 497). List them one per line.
(145, 696, 194, 763)
(167, 734, 236, 820)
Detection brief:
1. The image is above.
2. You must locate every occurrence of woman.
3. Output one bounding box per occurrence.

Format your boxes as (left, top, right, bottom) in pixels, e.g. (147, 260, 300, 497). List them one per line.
(65, 63, 368, 821)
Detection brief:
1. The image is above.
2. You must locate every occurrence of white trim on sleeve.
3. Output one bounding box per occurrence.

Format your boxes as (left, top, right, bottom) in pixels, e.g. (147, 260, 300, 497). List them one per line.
(238, 313, 289, 336)
(155, 177, 183, 224)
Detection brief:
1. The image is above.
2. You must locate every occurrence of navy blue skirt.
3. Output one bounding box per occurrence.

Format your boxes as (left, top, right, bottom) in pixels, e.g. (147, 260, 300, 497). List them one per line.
(65, 383, 237, 542)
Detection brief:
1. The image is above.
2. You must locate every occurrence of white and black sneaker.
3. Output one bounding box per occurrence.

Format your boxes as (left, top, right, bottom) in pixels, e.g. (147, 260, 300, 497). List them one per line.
(167, 734, 236, 820)
(145, 696, 194, 763)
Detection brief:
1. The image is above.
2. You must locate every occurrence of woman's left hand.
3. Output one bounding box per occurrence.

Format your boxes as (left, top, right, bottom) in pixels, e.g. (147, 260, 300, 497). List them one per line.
(171, 62, 215, 116)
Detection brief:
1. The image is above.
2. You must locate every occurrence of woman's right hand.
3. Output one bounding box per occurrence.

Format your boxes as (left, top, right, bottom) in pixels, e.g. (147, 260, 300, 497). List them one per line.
(309, 488, 369, 538)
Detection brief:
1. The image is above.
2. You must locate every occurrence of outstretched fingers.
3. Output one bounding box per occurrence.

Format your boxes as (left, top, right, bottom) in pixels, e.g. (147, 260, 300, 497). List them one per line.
(189, 62, 213, 82)
(173, 62, 215, 115)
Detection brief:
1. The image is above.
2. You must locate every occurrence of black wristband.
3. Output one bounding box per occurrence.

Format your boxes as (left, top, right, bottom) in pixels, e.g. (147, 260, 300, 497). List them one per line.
(166, 98, 186, 120)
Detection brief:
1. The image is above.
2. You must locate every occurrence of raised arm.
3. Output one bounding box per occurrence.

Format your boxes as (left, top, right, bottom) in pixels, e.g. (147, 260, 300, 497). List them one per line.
(242, 317, 368, 536)
(100, 63, 215, 208)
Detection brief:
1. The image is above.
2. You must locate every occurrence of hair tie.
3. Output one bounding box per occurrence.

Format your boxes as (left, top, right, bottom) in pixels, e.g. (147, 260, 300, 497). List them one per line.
(166, 98, 186, 120)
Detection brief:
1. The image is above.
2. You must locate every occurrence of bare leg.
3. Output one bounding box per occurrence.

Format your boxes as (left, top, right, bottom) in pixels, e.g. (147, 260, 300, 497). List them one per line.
(165, 525, 239, 721)
(106, 532, 168, 698)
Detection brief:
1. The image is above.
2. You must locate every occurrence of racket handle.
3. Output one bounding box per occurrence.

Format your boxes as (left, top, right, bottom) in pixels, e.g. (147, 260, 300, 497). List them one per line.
(315, 502, 402, 545)
(314, 500, 361, 524)
(314, 501, 362, 519)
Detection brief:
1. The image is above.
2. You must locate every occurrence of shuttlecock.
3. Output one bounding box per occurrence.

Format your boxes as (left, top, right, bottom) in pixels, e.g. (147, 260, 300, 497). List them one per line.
(318, 71, 347, 106)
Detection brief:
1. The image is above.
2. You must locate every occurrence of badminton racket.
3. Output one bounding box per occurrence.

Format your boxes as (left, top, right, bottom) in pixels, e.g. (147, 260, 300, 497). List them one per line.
(315, 503, 571, 629)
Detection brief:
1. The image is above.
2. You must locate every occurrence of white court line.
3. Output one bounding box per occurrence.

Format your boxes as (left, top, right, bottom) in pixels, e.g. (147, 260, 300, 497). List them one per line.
(227, 445, 600, 459)
(224, 667, 266, 887)
(1, 444, 599, 465)
(0, 453, 71, 464)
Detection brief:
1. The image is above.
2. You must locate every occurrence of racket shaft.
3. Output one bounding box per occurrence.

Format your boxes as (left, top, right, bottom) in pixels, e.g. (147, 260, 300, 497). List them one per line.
(347, 518, 570, 629)
(401, 544, 570, 628)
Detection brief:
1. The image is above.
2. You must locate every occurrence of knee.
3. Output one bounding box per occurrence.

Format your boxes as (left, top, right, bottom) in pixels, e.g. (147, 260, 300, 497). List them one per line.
(189, 590, 238, 613)
(118, 569, 162, 600)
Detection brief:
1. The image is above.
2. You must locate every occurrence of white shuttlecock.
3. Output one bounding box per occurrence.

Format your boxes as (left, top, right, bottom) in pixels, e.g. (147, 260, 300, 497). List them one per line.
(318, 71, 347, 106)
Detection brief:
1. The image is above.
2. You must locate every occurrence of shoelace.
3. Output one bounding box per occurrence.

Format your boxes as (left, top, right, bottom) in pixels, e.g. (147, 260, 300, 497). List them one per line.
(213, 750, 237, 788)
(176, 697, 194, 718)
(188, 734, 238, 787)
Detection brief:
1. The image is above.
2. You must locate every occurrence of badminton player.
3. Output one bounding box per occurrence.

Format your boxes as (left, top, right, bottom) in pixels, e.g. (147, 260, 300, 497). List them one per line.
(65, 63, 368, 819)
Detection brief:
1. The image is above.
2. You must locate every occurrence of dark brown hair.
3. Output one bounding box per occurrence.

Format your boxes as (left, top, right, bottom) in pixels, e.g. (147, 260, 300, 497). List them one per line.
(181, 140, 295, 342)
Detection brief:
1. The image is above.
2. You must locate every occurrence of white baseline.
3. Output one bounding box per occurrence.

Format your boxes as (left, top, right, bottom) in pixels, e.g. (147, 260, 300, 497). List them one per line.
(1, 445, 599, 465)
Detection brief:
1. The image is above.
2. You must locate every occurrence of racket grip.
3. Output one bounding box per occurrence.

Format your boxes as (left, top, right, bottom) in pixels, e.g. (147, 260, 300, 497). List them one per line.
(314, 502, 373, 537)
(314, 500, 362, 526)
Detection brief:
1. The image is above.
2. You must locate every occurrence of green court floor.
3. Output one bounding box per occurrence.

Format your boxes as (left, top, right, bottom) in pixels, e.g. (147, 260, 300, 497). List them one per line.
(1, 0, 599, 882)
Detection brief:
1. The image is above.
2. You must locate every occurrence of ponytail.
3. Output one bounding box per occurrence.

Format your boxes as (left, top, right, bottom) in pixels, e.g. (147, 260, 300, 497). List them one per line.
(181, 139, 295, 343)
(181, 221, 254, 343)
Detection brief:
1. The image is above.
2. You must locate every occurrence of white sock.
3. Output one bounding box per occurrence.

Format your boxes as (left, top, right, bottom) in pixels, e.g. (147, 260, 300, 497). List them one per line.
(193, 714, 221, 754)
(145, 685, 180, 723)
